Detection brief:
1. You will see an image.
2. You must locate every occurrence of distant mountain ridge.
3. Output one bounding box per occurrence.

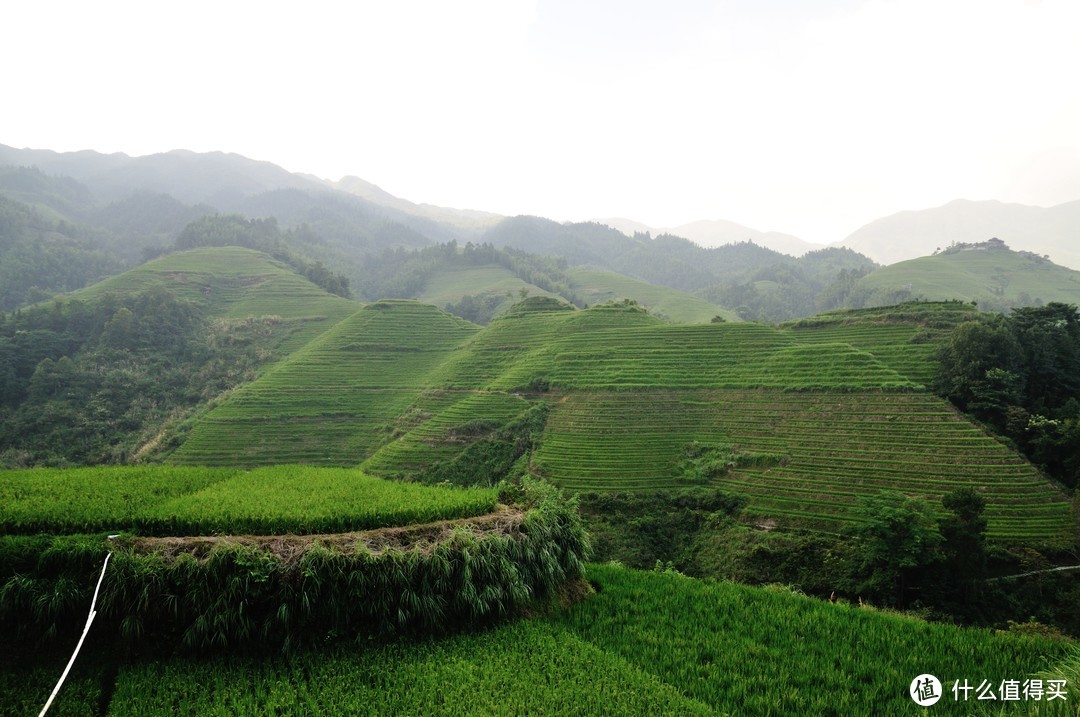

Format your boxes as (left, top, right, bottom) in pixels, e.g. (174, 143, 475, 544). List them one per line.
(836, 198, 1080, 270)
(594, 217, 825, 257)
(0, 145, 319, 206)
(330, 176, 502, 233)
(4, 142, 1078, 323)
(5, 143, 1074, 270)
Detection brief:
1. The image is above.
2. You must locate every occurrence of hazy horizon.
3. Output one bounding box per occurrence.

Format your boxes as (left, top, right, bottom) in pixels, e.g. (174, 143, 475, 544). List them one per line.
(4, 0, 1078, 244)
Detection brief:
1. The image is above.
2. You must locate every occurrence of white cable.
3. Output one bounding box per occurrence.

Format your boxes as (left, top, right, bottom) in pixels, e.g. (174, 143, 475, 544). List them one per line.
(38, 552, 112, 717)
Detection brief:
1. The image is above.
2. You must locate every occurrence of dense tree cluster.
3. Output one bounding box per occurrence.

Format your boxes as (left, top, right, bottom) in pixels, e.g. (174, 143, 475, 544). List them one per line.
(175, 215, 352, 298)
(0, 288, 282, 465)
(935, 302, 1080, 488)
(0, 195, 123, 311)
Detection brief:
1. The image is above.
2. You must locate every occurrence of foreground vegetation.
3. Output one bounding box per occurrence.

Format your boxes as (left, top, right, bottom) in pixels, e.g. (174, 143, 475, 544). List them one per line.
(3, 564, 1072, 716)
(555, 564, 1074, 716)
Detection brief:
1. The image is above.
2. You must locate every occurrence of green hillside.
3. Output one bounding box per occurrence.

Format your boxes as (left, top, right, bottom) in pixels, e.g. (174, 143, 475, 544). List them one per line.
(567, 267, 738, 323)
(0, 246, 361, 465)
(171, 300, 481, 465)
(78, 246, 358, 351)
(415, 263, 740, 325)
(168, 297, 1071, 544)
(416, 263, 561, 317)
(536, 390, 1068, 541)
(853, 240, 1080, 312)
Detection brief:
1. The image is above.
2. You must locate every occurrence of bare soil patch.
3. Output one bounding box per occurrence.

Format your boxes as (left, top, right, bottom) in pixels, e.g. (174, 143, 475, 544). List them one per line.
(123, 503, 525, 563)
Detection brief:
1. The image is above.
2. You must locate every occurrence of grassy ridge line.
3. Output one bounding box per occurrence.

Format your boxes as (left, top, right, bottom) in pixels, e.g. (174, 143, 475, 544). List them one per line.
(534, 390, 1068, 542)
(75, 247, 349, 318)
(435, 303, 916, 391)
(855, 248, 1080, 309)
(567, 267, 740, 323)
(417, 263, 561, 312)
(0, 466, 498, 536)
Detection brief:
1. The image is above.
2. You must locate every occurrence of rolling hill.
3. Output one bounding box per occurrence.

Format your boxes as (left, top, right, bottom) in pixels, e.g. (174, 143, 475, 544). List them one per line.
(566, 267, 738, 323)
(164, 296, 1070, 545)
(851, 239, 1080, 312)
(74, 246, 359, 352)
(170, 300, 481, 466)
(837, 198, 1080, 270)
(597, 216, 825, 256)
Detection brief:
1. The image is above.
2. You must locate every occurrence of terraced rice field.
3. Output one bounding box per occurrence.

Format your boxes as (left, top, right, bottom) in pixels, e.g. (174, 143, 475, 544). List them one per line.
(362, 390, 533, 475)
(165, 297, 1071, 545)
(566, 267, 739, 323)
(785, 323, 938, 386)
(434, 301, 916, 391)
(77, 246, 359, 354)
(417, 263, 559, 312)
(171, 301, 480, 465)
(535, 390, 1069, 543)
(780, 302, 980, 386)
(0, 465, 498, 536)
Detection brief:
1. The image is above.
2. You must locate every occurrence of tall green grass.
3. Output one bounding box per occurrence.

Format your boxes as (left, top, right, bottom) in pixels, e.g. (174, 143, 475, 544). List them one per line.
(0, 466, 498, 536)
(555, 564, 1074, 716)
(0, 655, 104, 717)
(105, 620, 714, 716)
(140, 467, 499, 535)
(0, 466, 237, 534)
(21, 563, 1074, 716)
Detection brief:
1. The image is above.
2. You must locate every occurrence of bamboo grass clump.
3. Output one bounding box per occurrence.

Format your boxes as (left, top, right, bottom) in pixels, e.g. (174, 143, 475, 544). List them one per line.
(0, 478, 589, 652)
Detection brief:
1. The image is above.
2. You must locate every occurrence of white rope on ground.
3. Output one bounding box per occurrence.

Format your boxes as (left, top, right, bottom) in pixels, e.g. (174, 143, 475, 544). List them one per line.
(38, 551, 112, 717)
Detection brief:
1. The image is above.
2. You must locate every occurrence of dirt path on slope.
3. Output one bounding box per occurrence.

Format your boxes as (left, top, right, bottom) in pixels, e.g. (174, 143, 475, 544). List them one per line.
(121, 504, 526, 562)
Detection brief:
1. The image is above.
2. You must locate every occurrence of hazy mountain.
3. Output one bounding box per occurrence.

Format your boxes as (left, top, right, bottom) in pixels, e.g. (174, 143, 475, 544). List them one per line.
(668, 220, 823, 256)
(850, 238, 1080, 312)
(331, 176, 502, 235)
(482, 216, 877, 321)
(0, 144, 489, 252)
(0, 144, 320, 207)
(595, 217, 824, 256)
(837, 198, 1080, 270)
(592, 217, 654, 237)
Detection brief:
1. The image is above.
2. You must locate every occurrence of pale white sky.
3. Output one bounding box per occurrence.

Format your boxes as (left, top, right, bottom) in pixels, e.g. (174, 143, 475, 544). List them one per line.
(3, 0, 1078, 243)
